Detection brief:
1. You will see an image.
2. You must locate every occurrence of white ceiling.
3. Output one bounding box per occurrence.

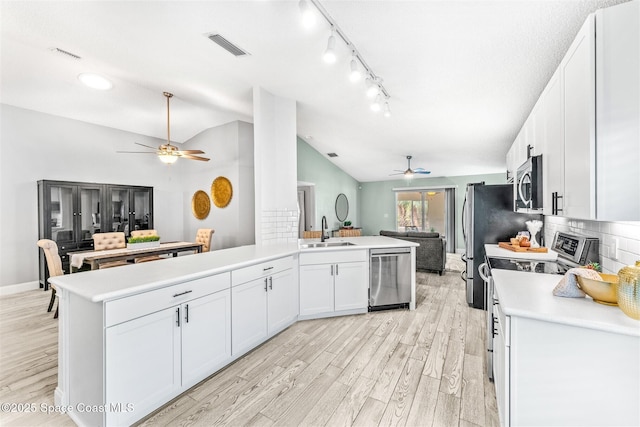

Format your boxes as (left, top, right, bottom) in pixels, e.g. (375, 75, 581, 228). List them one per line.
(0, 0, 629, 182)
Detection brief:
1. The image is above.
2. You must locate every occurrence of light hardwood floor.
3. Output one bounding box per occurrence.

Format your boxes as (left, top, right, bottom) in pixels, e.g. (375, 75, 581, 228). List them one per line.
(0, 272, 498, 427)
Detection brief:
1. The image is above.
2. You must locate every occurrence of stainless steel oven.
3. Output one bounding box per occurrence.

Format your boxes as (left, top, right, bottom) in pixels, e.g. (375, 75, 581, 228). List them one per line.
(515, 154, 543, 213)
(481, 231, 599, 380)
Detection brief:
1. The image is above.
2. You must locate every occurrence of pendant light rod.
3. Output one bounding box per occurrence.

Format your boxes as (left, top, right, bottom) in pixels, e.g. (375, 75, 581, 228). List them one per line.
(163, 91, 173, 146)
(308, 0, 390, 99)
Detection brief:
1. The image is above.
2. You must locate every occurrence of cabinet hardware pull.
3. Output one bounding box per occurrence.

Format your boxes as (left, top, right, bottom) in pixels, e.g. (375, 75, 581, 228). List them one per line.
(263, 266, 273, 271)
(185, 304, 189, 323)
(176, 307, 180, 327)
(173, 290, 193, 297)
(269, 277, 273, 290)
(331, 265, 334, 276)
(335, 264, 339, 275)
(264, 277, 268, 292)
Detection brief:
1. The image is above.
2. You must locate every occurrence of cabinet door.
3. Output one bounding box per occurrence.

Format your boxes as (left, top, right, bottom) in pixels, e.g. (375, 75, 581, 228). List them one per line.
(334, 261, 368, 311)
(299, 264, 334, 316)
(48, 183, 77, 245)
(562, 15, 596, 219)
(542, 70, 565, 216)
(493, 316, 510, 427)
(77, 184, 102, 243)
(130, 187, 153, 232)
(106, 306, 181, 426)
(109, 187, 130, 234)
(181, 290, 231, 387)
(267, 269, 298, 335)
(231, 278, 268, 356)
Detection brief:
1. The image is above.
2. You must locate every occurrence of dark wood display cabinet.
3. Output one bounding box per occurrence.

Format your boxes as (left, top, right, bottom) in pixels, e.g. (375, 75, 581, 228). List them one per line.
(37, 180, 153, 289)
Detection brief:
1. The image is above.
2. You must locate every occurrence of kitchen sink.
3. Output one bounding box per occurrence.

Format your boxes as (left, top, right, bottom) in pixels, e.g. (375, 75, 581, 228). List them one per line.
(300, 241, 356, 248)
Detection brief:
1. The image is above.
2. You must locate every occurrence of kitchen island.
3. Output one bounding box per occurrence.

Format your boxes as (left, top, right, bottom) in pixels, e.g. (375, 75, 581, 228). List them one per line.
(491, 269, 640, 427)
(50, 236, 416, 427)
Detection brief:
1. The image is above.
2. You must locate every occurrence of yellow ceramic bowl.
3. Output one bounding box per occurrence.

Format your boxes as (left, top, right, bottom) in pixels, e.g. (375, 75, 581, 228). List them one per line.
(577, 273, 619, 305)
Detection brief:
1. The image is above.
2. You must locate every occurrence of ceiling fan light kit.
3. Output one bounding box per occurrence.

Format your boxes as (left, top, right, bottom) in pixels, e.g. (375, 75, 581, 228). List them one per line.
(118, 91, 210, 164)
(390, 155, 431, 179)
(300, 0, 390, 117)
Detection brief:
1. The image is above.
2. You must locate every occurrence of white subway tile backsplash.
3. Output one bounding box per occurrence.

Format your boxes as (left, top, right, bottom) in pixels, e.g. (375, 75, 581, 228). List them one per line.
(261, 208, 299, 245)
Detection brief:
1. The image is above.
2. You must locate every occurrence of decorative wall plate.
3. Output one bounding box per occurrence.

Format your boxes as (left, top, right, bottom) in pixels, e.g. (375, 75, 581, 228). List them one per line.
(191, 190, 210, 220)
(211, 176, 233, 208)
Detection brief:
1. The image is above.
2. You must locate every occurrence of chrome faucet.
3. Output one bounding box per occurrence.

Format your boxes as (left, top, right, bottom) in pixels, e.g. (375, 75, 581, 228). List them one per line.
(321, 215, 328, 242)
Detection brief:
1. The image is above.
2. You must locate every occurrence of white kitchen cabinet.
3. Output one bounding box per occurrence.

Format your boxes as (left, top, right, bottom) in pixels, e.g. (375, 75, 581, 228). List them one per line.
(231, 255, 297, 356)
(562, 14, 596, 219)
(541, 69, 565, 216)
(299, 249, 368, 318)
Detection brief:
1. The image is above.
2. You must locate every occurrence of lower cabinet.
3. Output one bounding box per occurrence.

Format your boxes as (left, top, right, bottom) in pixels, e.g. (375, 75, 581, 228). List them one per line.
(105, 286, 231, 426)
(231, 256, 297, 357)
(299, 250, 368, 318)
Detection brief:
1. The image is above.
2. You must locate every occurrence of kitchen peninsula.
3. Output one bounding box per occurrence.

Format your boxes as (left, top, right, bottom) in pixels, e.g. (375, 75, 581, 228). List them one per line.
(50, 236, 417, 427)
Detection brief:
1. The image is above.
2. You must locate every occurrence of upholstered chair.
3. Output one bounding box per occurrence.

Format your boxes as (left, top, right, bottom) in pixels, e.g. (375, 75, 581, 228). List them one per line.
(36, 239, 63, 318)
(339, 229, 362, 237)
(195, 229, 215, 253)
(130, 229, 162, 263)
(302, 231, 322, 239)
(92, 232, 129, 268)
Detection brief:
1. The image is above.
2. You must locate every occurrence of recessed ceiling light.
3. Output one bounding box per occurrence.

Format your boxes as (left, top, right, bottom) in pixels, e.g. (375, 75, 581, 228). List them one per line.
(78, 73, 113, 90)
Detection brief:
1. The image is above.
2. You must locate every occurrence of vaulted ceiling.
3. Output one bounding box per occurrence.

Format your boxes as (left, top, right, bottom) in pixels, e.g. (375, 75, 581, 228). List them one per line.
(0, 0, 629, 181)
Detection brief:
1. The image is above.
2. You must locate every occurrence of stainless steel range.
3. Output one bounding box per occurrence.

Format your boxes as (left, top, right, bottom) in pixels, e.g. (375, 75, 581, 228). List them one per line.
(481, 231, 599, 380)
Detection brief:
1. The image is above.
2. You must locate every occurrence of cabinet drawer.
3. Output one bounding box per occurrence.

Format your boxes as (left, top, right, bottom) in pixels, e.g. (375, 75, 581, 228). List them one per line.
(299, 249, 367, 266)
(232, 256, 293, 287)
(105, 272, 230, 327)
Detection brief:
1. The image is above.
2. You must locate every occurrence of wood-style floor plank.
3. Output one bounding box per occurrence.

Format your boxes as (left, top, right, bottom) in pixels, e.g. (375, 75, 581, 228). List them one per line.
(1, 269, 498, 427)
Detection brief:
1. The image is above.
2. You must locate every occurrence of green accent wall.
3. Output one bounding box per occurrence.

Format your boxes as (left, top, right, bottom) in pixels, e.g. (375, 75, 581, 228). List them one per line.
(297, 138, 360, 230)
(359, 173, 507, 251)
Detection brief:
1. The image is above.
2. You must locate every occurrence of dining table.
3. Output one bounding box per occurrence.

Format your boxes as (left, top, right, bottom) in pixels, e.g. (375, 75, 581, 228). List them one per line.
(69, 241, 204, 271)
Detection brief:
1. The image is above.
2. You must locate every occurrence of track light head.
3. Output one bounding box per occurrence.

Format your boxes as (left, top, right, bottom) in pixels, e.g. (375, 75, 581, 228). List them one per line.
(349, 52, 361, 82)
(299, 0, 317, 28)
(323, 28, 337, 64)
(371, 93, 382, 112)
(383, 100, 391, 117)
(365, 78, 379, 98)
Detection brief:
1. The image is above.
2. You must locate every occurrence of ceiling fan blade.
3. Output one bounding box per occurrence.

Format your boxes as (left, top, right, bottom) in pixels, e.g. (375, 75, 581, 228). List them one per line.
(181, 154, 210, 161)
(116, 151, 158, 154)
(389, 172, 404, 176)
(134, 142, 160, 150)
(177, 149, 205, 155)
(415, 170, 431, 174)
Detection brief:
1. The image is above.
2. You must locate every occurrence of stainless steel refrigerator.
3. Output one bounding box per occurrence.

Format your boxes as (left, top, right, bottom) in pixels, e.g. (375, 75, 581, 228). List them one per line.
(462, 183, 543, 309)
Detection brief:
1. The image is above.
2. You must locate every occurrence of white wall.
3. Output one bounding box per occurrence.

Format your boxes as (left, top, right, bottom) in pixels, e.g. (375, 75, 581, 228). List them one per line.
(0, 104, 234, 289)
(180, 121, 255, 250)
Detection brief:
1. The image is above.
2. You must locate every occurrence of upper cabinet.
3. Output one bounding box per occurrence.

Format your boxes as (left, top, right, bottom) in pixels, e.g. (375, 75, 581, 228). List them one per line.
(507, 1, 639, 221)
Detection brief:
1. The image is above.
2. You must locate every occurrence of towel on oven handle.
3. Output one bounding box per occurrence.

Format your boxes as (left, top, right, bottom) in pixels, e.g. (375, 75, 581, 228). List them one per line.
(553, 267, 602, 298)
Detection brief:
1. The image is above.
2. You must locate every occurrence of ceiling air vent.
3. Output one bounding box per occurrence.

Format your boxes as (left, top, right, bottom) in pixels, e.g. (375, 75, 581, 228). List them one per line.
(49, 47, 81, 60)
(327, 153, 338, 158)
(206, 33, 249, 57)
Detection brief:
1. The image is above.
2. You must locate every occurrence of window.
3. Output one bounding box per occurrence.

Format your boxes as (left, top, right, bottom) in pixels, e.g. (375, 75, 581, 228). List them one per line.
(395, 187, 456, 252)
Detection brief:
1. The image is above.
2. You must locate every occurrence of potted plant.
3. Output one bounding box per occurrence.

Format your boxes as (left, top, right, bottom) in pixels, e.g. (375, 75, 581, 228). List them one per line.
(343, 221, 353, 229)
(127, 235, 161, 249)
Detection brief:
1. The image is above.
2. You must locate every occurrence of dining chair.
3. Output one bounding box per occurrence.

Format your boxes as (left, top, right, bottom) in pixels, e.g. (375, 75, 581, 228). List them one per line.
(36, 239, 63, 318)
(339, 229, 362, 237)
(195, 229, 215, 253)
(303, 230, 322, 239)
(92, 232, 130, 268)
(130, 229, 162, 263)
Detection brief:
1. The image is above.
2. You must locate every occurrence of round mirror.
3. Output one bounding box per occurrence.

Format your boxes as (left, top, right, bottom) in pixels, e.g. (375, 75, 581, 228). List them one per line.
(335, 193, 349, 222)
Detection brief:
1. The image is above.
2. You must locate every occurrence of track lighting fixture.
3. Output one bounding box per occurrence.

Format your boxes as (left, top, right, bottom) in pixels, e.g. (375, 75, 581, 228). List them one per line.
(299, 0, 316, 28)
(349, 51, 361, 82)
(371, 93, 382, 112)
(300, 0, 391, 116)
(323, 27, 337, 64)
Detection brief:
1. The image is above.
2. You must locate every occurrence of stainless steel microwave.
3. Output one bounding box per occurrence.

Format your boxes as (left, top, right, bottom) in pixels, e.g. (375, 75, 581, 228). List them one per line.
(515, 155, 543, 212)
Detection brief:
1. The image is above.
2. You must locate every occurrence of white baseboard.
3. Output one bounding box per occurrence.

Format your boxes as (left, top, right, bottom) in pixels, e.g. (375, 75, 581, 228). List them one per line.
(0, 280, 40, 296)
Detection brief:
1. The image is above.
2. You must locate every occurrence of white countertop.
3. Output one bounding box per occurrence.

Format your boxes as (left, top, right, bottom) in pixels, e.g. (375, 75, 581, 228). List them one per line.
(299, 235, 419, 251)
(485, 243, 558, 261)
(51, 243, 300, 302)
(50, 236, 416, 303)
(492, 269, 640, 337)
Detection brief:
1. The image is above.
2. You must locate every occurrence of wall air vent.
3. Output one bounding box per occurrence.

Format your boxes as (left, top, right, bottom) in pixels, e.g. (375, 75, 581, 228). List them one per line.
(206, 33, 249, 57)
(327, 153, 338, 158)
(49, 47, 81, 60)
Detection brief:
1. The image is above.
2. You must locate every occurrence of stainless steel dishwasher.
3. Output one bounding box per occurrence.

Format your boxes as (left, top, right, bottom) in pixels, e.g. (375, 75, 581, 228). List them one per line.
(369, 247, 411, 310)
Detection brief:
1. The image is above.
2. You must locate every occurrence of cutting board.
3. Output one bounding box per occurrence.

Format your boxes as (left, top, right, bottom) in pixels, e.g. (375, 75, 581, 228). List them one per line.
(498, 242, 549, 253)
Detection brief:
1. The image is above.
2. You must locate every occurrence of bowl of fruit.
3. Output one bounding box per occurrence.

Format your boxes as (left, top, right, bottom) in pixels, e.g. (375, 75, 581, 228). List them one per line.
(576, 264, 619, 305)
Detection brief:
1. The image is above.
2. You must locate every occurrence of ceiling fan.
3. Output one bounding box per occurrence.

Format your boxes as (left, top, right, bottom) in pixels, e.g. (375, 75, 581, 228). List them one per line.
(390, 155, 431, 178)
(118, 92, 209, 164)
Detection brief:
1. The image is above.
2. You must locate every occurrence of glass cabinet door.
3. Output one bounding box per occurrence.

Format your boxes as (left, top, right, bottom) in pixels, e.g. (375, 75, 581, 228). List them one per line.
(79, 186, 102, 242)
(50, 185, 75, 244)
(110, 188, 130, 234)
(131, 188, 152, 231)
